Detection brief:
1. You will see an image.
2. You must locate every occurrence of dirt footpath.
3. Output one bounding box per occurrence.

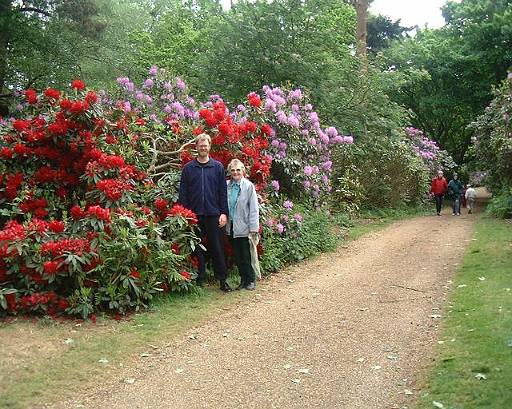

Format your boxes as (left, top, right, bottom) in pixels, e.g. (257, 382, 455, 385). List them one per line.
(47, 214, 474, 409)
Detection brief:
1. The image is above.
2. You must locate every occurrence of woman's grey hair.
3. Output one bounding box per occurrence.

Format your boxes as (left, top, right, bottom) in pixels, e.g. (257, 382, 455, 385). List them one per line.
(227, 158, 246, 174)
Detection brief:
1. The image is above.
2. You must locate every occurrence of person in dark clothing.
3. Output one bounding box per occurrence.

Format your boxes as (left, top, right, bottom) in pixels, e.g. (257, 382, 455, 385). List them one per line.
(448, 173, 463, 216)
(178, 133, 232, 292)
(430, 170, 448, 216)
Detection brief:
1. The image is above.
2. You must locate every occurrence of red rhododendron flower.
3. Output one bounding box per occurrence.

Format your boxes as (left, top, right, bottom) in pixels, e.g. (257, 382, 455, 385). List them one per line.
(154, 198, 169, 212)
(13, 119, 30, 132)
(0, 147, 13, 159)
(130, 268, 140, 279)
(247, 92, 261, 107)
(48, 220, 65, 233)
(85, 91, 98, 104)
(44, 88, 61, 100)
(261, 123, 273, 136)
(169, 204, 198, 225)
(25, 89, 38, 104)
(60, 99, 72, 110)
(43, 260, 60, 275)
(180, 271, 191, 280)
(71, 79, 86, 90)
(70, 205, 85, 220)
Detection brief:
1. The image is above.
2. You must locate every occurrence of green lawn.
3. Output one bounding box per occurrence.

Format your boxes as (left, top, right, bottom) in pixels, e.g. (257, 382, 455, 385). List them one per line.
(416, 217, 512, 409)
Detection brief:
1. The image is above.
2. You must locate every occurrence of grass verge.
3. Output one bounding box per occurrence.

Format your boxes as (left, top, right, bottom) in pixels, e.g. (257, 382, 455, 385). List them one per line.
(416, 217, 512, 409)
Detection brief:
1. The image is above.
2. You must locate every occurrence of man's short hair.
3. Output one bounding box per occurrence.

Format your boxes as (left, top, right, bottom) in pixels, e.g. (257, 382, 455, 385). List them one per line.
(196, 133, 211, 145)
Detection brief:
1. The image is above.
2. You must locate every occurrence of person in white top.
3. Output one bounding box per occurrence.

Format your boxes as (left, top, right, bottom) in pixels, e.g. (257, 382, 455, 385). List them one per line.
(465, 184, 477, 214)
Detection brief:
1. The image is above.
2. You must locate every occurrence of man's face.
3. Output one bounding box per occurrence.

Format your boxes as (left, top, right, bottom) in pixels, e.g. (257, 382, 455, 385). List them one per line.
(197, 139, 210, 158)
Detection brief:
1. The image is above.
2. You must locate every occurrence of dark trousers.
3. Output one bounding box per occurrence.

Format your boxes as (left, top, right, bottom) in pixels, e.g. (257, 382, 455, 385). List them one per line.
(195, 216, 227, 283)
(230, 235, 255, 285)
(434, 194, 444, 214)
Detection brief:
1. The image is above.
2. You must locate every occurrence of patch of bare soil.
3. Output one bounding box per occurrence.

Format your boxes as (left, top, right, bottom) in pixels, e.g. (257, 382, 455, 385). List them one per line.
(38, 213, 474, 409)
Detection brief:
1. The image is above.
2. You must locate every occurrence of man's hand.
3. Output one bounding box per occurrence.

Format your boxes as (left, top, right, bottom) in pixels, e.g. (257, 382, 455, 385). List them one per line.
(219, 214, 227, 228)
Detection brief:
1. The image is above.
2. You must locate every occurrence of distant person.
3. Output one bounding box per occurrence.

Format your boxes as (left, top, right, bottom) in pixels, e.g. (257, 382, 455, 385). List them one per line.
(178, 133, 232, 292)
(465, 184, 477, 214)
(226, 159, 260, 291)
(461, 184, 468, 209)
(448, 173, 464, 216)
(431, 170, 448, 216)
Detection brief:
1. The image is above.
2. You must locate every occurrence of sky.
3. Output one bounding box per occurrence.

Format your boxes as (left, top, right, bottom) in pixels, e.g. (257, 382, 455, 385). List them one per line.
(370, 0, 457, 29)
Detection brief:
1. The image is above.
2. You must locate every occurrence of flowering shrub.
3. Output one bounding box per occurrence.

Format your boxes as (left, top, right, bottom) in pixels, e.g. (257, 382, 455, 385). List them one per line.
(1, 66, 352, 318)
(0, 82, 199, 318)
(404, 127, 457, 176)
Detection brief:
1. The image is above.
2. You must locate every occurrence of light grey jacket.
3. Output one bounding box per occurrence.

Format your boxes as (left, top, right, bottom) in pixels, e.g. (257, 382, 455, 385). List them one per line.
(227, 177, 259, 238)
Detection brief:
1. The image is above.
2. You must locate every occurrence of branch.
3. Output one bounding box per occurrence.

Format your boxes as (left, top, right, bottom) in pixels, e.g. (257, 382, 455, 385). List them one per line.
(18, 7, 52, 17)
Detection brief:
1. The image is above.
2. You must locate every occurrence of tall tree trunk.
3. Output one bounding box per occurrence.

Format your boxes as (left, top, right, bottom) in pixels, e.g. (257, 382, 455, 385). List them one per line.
(0, 0, 12, 116)
(354, 0, 368, 73)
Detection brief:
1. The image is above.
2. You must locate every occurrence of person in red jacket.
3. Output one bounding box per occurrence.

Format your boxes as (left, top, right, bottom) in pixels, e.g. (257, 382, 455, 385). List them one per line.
(431, 170, 448, 216)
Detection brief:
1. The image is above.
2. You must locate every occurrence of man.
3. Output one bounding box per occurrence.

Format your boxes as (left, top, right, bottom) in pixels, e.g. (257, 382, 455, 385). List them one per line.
(465, 184, 477, 214)
(431, 170, 448, 216)
(448, 173, 464, 216)
(178, 133, 231, 292)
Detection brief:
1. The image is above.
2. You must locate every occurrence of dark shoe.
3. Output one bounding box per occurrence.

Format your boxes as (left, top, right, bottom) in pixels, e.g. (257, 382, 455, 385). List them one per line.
(245, 282, 256, 291)
(220, 281, 232, 292)
(437, 212, 441, 216)
(236, 282, 246, 290)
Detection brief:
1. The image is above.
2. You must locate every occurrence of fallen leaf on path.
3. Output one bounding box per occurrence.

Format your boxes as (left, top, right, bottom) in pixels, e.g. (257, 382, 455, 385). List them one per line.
(457, 284, 467, 288)
(175, 368, 184, 374)
(478, 277, 486, 281)
(63, 338, 74, 345)
(291, 379, 301, 384)
(140, 352, 150, 357)
(124, 378, 135, 384)
(283, 364, 292, 369)
(432, 401, 445, 408)
(404, 389, 413, 395)
(188, 334, 198, 340)
(98, 358, 108, 364)
(474, 373, 487, 380)
(371, 365, 382, 370)
(298, 368, 310, 374)
(430, 314, 442, 318)
(386, 355, 398, 360)
(356, 358, 365, 363)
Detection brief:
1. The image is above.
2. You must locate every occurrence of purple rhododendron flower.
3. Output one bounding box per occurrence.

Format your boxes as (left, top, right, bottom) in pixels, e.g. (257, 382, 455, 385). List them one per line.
(135, 91, 144, 101)
(144, 78, 154, 89)
(276, 223, 285, 234)
(283, 200, 293, 210)
(265, 99, 277, 112)
(304, 166, 313, 176)
(149, 66, 158, 76)
(332, 135, 343, 144)
(164, 105, 172, 114)
(309, 112, 319, 123)
(294, 213, 303, 222)
(144, 95, 153, 105)
(322, 161, 332, 171)
(326, 127, 338, 138)
(123, 101, 132, 113)
(288, 115, 300, 128)
(303, 180, 311, 188)
(176, 78, 186, 90)
(271, 180, 280, 191)
(276, 110, 287, 124)
(271, 139, 280, 148)
(343, 136, 354, 144)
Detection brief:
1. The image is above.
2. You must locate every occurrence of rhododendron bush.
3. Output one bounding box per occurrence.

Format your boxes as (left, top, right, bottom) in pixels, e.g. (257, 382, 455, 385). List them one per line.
(0, 66, 351, 317)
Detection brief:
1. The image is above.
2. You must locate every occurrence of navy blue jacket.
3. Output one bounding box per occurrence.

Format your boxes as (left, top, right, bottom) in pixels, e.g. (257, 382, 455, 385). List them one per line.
(178, 158, 229, 217)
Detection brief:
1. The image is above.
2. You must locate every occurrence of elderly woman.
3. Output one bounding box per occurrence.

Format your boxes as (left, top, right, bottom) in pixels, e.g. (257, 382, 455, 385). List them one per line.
(226, 159, 259, 290)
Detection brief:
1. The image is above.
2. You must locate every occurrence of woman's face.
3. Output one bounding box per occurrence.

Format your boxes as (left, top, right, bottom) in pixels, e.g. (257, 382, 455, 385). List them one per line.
(230, 166, 243, 182)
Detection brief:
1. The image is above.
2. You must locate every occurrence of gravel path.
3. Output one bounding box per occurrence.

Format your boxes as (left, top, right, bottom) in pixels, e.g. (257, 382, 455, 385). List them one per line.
(49, 214, 474, 409)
